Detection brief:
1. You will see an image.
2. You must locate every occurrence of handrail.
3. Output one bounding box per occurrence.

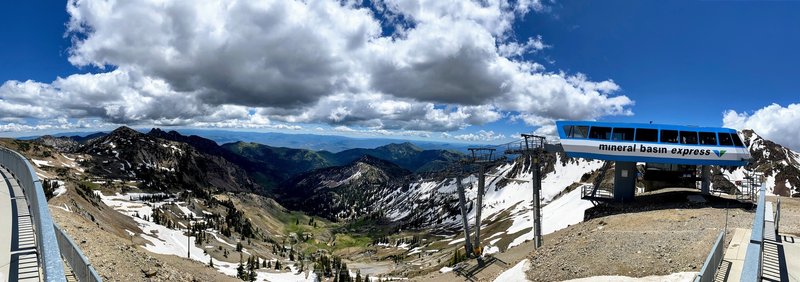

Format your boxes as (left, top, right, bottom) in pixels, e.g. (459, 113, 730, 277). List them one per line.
(694, 231, 725, 282)
(0, 146, 67, 281)
(54, 223, 102, 282)
(0, 146, 102, 281)
(776, 198, 781, 232)
(740, 184, 766, 282)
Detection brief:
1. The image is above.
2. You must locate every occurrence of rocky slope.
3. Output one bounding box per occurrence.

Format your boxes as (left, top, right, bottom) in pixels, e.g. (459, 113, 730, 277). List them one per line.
(33, 135, 82, 152)
(720, 130, 800, 196)
(222, 140, 464, 189)
(77, 126, 260, 193)
(277, 155, 412, 221)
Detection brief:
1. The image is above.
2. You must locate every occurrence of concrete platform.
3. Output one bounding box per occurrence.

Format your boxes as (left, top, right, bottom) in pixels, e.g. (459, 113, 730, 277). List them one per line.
(0, 168, 12, 282)
(760, 232, 800, 282)
(0, 167, 40, 282)
(777, 234, 800, 281)
(720, 228, 750, 282)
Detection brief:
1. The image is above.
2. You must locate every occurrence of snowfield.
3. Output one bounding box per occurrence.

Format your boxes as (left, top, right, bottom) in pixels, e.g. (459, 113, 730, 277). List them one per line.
(95, 191, 312, 281)
(436, 155, 602, 251)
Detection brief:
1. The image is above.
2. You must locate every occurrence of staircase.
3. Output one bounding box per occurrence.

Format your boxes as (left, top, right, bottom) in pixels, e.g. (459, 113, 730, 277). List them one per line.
(582, 161, 614, 201)
(737, 171, 763, 202)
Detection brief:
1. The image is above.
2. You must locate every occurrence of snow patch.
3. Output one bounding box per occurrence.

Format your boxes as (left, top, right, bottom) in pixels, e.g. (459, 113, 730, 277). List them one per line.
(31, 159, 51, 167)
(493, 259, 530, 282)
(483, 245, 500, 255)
(508, 187, 594, 248)
(53, 180, 67, 197)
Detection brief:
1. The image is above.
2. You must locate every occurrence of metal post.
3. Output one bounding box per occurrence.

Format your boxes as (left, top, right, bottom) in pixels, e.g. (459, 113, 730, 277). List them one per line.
(700, 165, 710, 195)
(474, 165, 485, 254)
(532, 155, 542, 249)
(455, 175, 474, 258)
(187, 220, 191, 259)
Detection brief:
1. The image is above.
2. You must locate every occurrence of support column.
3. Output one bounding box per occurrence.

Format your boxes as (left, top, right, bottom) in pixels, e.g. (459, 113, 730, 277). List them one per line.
(613, 161, 636, 202)
(455, 175, 474, 258)
(701, 165, 711, 195)
(532, 155, 542, 249)
(474, 165, 485, 254)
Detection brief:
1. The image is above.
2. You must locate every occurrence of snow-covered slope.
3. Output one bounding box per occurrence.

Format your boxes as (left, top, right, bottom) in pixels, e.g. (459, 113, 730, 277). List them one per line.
(721, 130, 800, 196)
(380, 153, 603, 252)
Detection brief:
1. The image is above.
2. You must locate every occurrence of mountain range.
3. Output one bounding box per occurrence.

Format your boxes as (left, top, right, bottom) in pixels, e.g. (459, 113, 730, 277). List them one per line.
(12, 125, 800, 281)
(32, 127, 465, 192)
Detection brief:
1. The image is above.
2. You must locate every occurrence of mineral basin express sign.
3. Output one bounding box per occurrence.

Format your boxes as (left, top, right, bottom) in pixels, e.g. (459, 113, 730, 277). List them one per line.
(560, 139, 750, 166)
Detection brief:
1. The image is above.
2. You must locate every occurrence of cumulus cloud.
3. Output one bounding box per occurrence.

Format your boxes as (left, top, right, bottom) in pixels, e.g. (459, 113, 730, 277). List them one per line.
(444, 130, 507, 142)
(722, 103, 800, 150)
(0, 118, 114, 133)
(1, 0, 634, 135)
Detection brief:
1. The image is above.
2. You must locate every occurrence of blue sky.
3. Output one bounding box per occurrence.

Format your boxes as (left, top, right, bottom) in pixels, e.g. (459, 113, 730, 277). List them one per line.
(1, 1, 798, 148)
(521, 1, 800, 126)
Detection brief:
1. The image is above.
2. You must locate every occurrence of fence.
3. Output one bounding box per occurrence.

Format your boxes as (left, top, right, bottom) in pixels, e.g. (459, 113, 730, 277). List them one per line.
(694, 231, 726, 282)
(0, 146, 101, 282)
(54, 223, 102, 282)
(740, 185, 767, 282)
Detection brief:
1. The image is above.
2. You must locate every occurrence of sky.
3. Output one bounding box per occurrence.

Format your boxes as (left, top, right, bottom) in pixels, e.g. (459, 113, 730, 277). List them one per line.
(0, 0, 798, 149)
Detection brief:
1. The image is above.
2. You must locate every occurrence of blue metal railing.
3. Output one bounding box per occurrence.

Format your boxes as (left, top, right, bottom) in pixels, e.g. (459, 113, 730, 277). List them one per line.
(54, 223, 102, 282)
(694, 231, 726, 282)
(740, 184, 766, 282)
(1, 146, 101, 282)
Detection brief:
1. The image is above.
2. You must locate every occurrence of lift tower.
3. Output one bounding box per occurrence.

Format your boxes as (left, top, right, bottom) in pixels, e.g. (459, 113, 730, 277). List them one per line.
(465, 148, 506, 256)
(504, 134, 561, 249)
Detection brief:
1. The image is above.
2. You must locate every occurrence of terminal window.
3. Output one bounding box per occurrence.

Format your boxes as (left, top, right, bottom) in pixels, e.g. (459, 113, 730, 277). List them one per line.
(680, 131, 698, 144)
(718, 132, 733, 146)
(564, 125, 589, 138)
(660, 130, 679, 143)
(589, 127, 612, 140)
(731, 134, 745, 147)
(612, 128, 635, 141)
(635, 128, 658, 142)
(699, 132, 717, 145)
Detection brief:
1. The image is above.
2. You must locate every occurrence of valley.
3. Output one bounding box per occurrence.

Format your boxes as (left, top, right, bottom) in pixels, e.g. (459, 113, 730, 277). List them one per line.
(3, 126, 800, 281)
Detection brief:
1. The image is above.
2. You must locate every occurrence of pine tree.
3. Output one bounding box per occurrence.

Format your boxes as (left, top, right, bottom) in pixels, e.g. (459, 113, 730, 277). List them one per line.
(237, 255, 245, 280)
(209, 257, 214, 268)
(247, 256, 257, 282)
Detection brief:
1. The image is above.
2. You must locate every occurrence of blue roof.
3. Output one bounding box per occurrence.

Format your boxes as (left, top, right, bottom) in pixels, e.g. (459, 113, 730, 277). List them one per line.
(555, 120, 738, 133)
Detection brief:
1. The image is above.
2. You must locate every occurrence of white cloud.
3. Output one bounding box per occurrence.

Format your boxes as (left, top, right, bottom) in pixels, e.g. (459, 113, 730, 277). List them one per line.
(0, 119, 114, 133)
(1, 0, 633, 136)
(445, 130, 507, 142)
(498, 35, 549, 57)
(723, 103, 800, 150)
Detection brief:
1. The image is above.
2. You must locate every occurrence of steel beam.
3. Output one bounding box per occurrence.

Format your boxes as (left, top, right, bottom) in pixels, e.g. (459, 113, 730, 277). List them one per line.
(455, 175, 474, 258)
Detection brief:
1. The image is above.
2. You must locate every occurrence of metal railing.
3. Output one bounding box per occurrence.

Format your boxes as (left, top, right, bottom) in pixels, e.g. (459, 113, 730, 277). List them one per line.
(694, 231, 726, 282)
(54, 223, 102, 282)
(775, 198, 781, 232)
(740, 185, 766, 282)
(0, 146, 101, 282)
(0, 147, 66, 281)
